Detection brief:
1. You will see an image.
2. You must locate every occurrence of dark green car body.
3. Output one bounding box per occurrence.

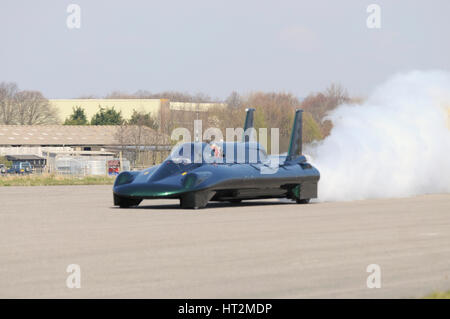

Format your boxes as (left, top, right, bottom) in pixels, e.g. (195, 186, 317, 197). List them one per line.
(113, 109, 320, 209)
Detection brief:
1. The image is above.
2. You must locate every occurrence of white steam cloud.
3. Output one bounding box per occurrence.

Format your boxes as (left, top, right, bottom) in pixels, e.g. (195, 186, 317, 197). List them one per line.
(306, 70, 450, 201)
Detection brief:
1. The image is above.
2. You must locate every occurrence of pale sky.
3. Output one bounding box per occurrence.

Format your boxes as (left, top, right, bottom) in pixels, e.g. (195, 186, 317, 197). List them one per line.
(1, 0, 449, 99)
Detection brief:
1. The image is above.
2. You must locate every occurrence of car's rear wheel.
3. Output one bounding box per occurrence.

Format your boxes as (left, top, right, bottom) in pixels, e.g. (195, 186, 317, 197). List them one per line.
(290, 184, 312, 204)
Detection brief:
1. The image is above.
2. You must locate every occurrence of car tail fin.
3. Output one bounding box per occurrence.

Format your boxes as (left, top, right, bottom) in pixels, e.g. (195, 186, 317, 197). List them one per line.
(243, 108, 255, 142)
(286, 109, 303, 161)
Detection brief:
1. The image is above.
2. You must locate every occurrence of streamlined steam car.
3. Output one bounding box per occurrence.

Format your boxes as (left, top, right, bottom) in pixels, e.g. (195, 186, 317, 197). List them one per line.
(113, 108, 320, 209)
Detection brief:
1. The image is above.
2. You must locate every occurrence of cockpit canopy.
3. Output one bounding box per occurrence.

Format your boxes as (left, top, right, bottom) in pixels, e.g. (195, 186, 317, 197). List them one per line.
(169, 142, 268, 165)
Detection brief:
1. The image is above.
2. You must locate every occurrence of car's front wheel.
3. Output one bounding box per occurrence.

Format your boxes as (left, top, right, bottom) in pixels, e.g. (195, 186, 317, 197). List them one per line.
(180, 191, 215, 209)
(114, 194, 142, 208)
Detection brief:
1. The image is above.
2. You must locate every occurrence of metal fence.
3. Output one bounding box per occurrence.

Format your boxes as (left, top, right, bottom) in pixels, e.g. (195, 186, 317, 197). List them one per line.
(53, 157, 130, 176)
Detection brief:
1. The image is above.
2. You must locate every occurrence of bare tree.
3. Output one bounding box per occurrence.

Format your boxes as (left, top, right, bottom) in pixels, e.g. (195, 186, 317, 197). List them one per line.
(225, 91, 242, 109)
(105, 91, 136, 99)
(76, 94, 99, 99)
(301, 83, 350, 137)
(15, 90, 59, 124)
(0, 82, 19, 124)
(325, 83, 350, 109)
(105, 90, 213, 103)
(0, 82, 59, 125)
(115, 123, 170, 167)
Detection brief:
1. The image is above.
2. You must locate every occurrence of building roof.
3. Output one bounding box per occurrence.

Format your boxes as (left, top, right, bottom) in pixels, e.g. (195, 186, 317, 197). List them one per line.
(42, 150, 115, 156)
(0, 125, 167, 146)
(169, 101, 227, 111)
(5, 154, 44, 161)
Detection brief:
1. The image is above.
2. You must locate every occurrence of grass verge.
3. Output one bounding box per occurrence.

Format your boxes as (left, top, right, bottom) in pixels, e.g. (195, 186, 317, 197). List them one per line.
(424, 291, 450, 299)
(0, 174, 115, 186)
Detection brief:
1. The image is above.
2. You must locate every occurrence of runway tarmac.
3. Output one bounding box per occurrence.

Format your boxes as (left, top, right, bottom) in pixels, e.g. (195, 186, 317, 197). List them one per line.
(0, 185, 449, 298)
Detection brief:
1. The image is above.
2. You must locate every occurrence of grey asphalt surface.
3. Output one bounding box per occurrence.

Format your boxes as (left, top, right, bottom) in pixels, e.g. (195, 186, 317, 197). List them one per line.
(0, 185, 449, 298)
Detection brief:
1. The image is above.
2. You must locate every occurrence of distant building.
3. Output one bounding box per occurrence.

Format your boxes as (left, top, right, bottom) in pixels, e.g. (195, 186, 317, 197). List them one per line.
(0, 125, 171, 171)
(49, 99, 226, 130)
(0, 125, 121, 150)
(49, 99, 162, 124)
(0, 99, 226, 171)
(5, 154, 46, 169)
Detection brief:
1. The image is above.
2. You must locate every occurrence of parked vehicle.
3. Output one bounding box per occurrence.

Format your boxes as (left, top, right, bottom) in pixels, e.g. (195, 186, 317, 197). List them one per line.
(7, 162, 33, 174)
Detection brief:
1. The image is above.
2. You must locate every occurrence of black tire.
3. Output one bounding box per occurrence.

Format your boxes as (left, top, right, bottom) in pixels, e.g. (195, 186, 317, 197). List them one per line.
(296, 198, 310, 204)
(180, 191, 214, 209)
(114, 194, 142, 208)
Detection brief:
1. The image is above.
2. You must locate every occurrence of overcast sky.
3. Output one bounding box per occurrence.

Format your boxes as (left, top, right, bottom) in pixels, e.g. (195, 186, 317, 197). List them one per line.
(1, 0, 449, 99)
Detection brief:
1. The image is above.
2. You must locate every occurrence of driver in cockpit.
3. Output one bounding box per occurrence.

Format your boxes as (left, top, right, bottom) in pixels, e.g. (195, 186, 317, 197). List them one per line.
(209, 143, 222, 159)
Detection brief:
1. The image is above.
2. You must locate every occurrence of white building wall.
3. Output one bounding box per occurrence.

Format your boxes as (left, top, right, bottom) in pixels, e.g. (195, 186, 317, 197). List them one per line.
(0, 146, 73, 157)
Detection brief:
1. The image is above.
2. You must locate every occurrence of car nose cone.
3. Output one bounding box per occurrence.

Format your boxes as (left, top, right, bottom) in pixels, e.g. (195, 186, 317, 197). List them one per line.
(114, 182, 181, 197)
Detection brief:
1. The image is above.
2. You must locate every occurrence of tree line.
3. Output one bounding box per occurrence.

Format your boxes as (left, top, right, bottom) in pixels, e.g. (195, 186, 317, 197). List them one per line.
(207, 88, 350, 152)
(1, 81, 356, 149)
(0, 82, 58, 125)
(63, 106, 159, 129)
